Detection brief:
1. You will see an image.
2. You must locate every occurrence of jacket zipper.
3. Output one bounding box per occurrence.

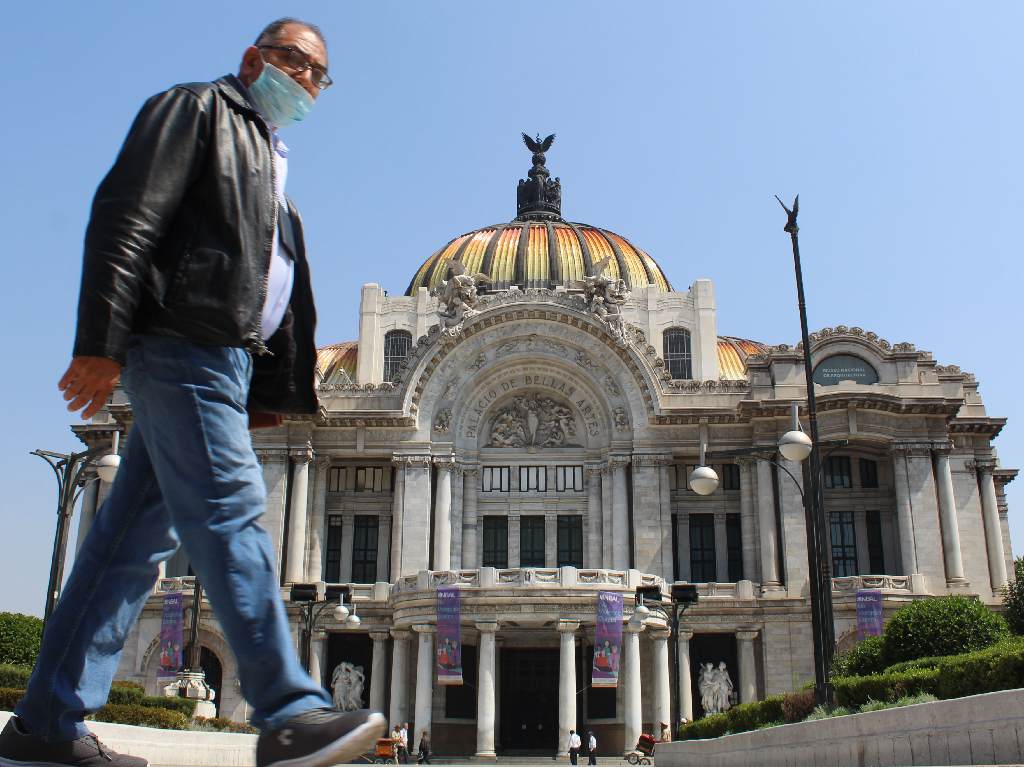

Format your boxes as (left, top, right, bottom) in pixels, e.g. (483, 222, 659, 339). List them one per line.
(249, 124, 277, 357)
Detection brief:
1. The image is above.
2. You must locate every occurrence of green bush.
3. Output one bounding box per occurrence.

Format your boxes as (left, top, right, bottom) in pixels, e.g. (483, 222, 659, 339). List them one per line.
(111, 680, 145, 693)
(1002, 557, 1024, 635)
(93, 703, 188, 730)
(931, 639, 1024, 698)
(831, 635, 885, 677)
(781, 689, 816, 723)
(833, 667, 941, 707)
(680, 712, 729, 740)
(0, 614, 43, 668)
(138, 695, 196, 717)
(678, 695, 786, 740)
(107, 685, 145, 706)
(192, 716, 258, 734)
(882, 596, 1008, 665)
(0, 687, 24, 711)
(0, 665, 32, 689)
(806, 704, 852, 720)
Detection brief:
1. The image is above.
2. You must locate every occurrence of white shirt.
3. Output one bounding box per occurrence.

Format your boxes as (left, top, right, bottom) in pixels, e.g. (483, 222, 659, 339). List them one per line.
(588, 735, 597, 751)
(569, 733, 582, 749)
(399, 727, 408, 747)
(260, 131, 295, 340)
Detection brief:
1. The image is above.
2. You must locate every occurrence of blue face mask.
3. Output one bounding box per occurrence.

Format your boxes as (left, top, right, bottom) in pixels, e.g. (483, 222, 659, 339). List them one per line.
(248, 62, 314, 128)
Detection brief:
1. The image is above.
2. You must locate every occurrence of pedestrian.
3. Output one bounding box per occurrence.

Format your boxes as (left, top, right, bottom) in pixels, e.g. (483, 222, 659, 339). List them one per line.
(391, 724, 406, 764)
(587, 731, 597, 765)
(660, 720, 671, 742)
(568, 729, 582, 765)
(0, 17, 386, 767)
(417, 730, 431, 764)
(399, 722, 410, 764)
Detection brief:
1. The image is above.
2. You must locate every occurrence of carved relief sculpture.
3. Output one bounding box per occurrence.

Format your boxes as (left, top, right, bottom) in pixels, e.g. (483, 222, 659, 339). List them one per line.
(577, 256, 630, 341)
(434, 257, 491, 331)
(331, 661, 366, 712)
(698, 661, 734, 715)
(487, 393, 580, 448)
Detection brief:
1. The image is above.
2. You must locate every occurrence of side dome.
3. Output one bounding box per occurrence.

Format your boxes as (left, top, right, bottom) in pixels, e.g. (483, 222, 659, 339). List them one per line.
(405, 133, 672, 295)
(406, 222, 672, 295)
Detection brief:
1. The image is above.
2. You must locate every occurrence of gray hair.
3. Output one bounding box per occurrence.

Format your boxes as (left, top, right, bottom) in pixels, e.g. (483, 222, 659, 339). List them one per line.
(255, 17, 326, 47)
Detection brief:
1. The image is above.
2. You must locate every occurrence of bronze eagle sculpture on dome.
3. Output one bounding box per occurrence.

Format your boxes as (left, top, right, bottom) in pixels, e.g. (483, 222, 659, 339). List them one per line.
(522, 132, 555, 154)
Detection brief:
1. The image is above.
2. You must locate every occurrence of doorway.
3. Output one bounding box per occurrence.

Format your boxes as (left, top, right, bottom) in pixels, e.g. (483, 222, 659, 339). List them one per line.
(499, 648, 559, 753)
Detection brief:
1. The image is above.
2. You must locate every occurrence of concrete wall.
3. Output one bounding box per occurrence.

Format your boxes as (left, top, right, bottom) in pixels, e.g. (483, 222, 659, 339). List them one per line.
(657, 688, 1024, 767)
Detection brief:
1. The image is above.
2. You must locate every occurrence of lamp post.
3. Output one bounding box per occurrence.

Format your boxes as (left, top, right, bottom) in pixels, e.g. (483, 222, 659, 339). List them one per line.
(290, 583, 361, 677)
(31, 432, 121, 626)
(775, 194, 836, 705)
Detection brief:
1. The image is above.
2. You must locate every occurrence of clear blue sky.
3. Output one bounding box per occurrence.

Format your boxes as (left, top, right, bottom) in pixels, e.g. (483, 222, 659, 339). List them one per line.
(1, 1, 1021, 616)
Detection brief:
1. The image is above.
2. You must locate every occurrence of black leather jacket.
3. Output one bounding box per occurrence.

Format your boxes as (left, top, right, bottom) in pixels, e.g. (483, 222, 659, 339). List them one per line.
(73, 74, 318, 415)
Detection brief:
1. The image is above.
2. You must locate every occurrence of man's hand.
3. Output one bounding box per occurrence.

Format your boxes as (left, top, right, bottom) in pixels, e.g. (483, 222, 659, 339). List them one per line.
(59, 356, 122, 420)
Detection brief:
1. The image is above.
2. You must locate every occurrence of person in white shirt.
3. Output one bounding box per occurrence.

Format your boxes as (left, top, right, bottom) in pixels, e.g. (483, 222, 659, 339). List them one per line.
(568, 730, 582, 765)
(587, 731, 597, 765)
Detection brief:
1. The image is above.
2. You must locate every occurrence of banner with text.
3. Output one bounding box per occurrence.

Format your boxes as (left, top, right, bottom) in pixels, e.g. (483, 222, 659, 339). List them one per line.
(157, 592, 184, 683)
(592, 591, 624, 688)
(856, 589, 884, 639)
(437, 586, 463, 685)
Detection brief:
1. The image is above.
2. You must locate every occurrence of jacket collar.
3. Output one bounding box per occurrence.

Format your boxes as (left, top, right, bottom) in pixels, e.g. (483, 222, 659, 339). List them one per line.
(215, 74, 258, 114)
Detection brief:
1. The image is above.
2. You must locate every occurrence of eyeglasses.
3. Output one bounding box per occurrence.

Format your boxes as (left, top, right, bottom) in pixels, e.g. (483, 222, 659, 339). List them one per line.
(257, 44, 333, 90)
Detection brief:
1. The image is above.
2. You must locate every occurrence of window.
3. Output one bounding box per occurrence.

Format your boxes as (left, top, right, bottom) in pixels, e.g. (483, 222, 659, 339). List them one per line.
(482, 517, 508, 568)
(328, 466, 392, 493)
(556, 466, 584, 492)
(557, 516, 584, 568)
(726, 515, 743, 582)
(830, 511, 858, 577)
(444, 644, 477, 718)
(325, 516, 343, 582)
(663, 328, 693, 380)
(351, 516, 379, 584)
(859, 458, 879, 489)
(722, 464, 741, 491)
(481, 466, 510, 493)
(519, 466, 547, 492)
(824, 456, 853, 489)
(520, 516, 546, 567)
(865, 511, 885, 574)
(689, 515, 716, 582)
(383, 330, 412, 384)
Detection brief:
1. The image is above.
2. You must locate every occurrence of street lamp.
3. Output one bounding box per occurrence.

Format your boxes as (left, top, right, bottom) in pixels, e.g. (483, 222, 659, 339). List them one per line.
(641, 583, 699, 738)
(290, 583, 360, 676)
(688, 438, 719, 497)
(32, 431, 121, 626)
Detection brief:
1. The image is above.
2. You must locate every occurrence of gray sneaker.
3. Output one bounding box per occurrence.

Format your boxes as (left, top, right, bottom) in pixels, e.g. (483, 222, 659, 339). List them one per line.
(256, 708, 386, 767)
(0, 717, 149, 766)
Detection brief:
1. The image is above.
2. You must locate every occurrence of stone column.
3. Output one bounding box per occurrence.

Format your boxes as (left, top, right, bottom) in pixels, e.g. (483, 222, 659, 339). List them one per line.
(854, 510, 871, 574)
(892, 445, 947, 584)
(389, 629, 411, 728)
(370, 631, 389, 712)
(285, 451, 312, 584)
(934, 449, 967, 583)
(475, 621, 499, 759)
(75, 476, 100, 555)
(305, 456, 331, 582)
(258, 452, 290, 573)
(714, 512, 729, 582)
(340, 515, 355, 583)
(586, 468, 603, 569)
(413, 624, 435, 738)
(677, 629, 694, 721)
(738, 459, 758, 582)
(631, 456, 667, 575)
(622, 622, 644, 755)
(778, 458, 809, 596)
(390, 458, 405, 580)
(892, 448, 918, 576)
(433, 459, 454, 571)
(601, 468, 614, 567)
(557, 620, 579, 757)
(978, 465, 1008, 590)
(377, 515, 392, 583)
(610, 459, 631, 570)
(755, 459, 780, 588)
(675, 514, 691, 582)
(650, 630, 672, 738)
(659, 461, 674, 577)
(462, 468, 480, 570)
(736, 629, 758, 704)
(401, 458, 433, 576)
(309, 631, 327, 691)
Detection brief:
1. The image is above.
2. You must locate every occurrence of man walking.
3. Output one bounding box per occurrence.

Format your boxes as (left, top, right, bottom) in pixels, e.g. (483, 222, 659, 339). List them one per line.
(568, 729, 582, 765)
(0, 18, 385, 767)
(586, 731, 597, 765)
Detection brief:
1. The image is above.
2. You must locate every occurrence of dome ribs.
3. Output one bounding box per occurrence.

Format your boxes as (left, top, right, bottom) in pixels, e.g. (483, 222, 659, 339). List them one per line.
(514, 222, 529, 288)
(563, 220, 594, 278)
(545, 221, 561, 289)
(479, 223, 508, 284)
(596, 228, 632, 285)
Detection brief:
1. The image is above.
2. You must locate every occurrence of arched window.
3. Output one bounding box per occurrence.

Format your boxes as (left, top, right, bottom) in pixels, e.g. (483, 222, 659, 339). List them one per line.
(383, 330, 412, 383)
(663, 328, 692, 379)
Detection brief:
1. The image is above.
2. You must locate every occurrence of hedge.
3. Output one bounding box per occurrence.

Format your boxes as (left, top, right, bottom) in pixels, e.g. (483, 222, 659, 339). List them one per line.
(0, 614, 43, 668)
(0, 665, 32, 689)
(833, 668, 941, 707)
(193, 716, 258, 734)
(107, 685, 146, 706)
(1003, 557, 1024, 635)
(93, 703, 189, 730)
(0, 687, 23, 711)
(831, 635, 885, 677)
(138, 695, 196, 717)
(881, 596, 1008, 665)
(678, 695, 786, 740)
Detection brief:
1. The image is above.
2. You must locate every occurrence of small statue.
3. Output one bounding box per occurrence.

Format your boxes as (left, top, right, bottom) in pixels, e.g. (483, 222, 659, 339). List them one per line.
(434, 257, 491, 331)
(578, 257, 630, 340)
(331, 661, 366, 712)
(698, 661, 734, 715)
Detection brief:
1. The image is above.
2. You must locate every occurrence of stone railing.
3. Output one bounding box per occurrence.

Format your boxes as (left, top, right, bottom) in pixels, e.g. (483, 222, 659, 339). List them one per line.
(155, 576, 197, 593)
(831, 574, 913, 594)
(391, 567, 664, 596)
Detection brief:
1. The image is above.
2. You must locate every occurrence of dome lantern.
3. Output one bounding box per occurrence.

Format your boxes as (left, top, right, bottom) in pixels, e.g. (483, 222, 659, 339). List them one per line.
(516, 132, 562, 222)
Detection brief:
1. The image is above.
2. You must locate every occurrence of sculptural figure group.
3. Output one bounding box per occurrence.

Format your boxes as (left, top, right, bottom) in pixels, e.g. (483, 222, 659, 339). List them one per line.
(697, 661, 734, 715)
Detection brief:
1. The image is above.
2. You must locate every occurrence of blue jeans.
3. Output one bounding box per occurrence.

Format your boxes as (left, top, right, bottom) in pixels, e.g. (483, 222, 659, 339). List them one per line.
(17, 335, 331, 740)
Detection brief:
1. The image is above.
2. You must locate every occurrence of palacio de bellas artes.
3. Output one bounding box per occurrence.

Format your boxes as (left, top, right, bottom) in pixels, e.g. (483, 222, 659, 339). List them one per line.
(70, 135, 1016, 756)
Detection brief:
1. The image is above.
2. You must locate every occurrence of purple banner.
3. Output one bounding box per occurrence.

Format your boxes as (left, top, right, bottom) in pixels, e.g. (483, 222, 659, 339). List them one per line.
(592, 591, 623, 688)
(157, 592, 184, 682)
(436, 586, 463, 685)
(856, 589, 884, 639)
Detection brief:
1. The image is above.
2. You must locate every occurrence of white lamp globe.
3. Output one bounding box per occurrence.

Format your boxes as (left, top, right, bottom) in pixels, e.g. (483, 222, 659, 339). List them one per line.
(333, 603, 350, 622)
(96, 454, 121, 484)
(345, 613, 361, 629)
(634, 602, 651, 617)
(689, 465, 719, 496)
(779, 430, 813, 462)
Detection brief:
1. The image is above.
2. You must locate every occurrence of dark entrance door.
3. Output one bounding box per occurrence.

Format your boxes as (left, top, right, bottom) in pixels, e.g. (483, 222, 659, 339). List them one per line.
(500, 648, 558, 753)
